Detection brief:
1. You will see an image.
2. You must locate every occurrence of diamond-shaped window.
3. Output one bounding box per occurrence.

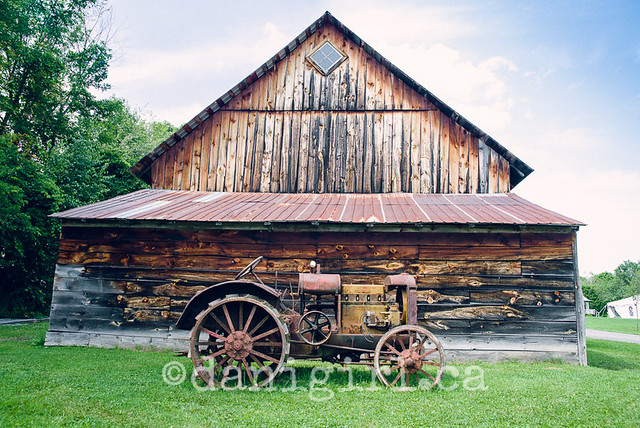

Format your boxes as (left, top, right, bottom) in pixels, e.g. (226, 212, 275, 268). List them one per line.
(308, 42, 346, 75)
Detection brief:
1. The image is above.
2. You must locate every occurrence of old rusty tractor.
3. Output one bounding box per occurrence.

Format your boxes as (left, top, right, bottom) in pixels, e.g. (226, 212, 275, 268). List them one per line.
(176, 257, 445, 389)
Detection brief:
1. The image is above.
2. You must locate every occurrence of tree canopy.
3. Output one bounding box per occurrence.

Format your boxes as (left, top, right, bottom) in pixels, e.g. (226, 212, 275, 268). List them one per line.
(0, 0, 112, 150)
(0, 0, 174, 317)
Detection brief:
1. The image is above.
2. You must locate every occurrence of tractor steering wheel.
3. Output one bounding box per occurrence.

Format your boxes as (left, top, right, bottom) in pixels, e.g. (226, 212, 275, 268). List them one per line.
(235, 256, 264, 281)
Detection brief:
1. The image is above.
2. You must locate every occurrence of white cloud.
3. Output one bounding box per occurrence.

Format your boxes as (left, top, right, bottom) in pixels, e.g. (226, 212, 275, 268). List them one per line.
(508, 122, 639, 276)
(523, 67, 555, 83)
(327, 0, 479, 43)
(374, 42, 517, 131)
(502, 126, 605, 179)
(262, 22, 285, 40)
(108, 22, 288, 88)
(142, 102, 206, 127)
(104, 22, 290, 124)
(517, 167, 640, 276)
(539, 127, 599, 151)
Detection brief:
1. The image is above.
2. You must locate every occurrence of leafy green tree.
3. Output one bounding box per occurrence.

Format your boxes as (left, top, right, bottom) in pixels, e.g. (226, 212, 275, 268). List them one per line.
(0, 0, 111, 151)
(0, 134, 60, 317)
(0, 1, 176, 317)
(49, 97, 174, 210)
(0, 0, 113, 317)
(0, 98, 173, 317)
(581, 277, 607, 314)
(0, 0, 174, 316)
(614, 261, 640, 291)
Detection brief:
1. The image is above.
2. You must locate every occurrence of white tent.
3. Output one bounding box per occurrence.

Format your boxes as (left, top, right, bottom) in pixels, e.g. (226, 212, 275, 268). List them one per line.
(607, 296, 640, 319)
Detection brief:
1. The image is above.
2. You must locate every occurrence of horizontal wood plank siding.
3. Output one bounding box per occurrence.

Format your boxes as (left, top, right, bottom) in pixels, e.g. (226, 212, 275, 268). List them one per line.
(48, 224, 579, 362)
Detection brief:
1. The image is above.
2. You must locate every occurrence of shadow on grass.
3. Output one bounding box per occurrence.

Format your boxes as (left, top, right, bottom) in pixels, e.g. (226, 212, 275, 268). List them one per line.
(587, 350, 638, 370)
(587, 339, 640, 371)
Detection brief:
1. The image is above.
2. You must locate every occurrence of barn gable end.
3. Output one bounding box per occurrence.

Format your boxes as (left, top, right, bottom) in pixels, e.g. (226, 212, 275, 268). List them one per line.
(131, 12, 532, 194)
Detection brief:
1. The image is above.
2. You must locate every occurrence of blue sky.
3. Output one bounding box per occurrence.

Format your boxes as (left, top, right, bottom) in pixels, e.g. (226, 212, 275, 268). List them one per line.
(104, 0, 640, 275)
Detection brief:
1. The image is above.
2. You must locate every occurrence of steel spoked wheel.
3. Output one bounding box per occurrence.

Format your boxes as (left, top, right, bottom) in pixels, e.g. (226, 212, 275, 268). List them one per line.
(374, 325, 445, 390)
(298, 311, 332, 345)
(190, 295, 290, 389)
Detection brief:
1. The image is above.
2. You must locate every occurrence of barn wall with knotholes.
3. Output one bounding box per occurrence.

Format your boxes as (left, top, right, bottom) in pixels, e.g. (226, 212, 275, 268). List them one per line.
(46, 224, 581, 362)
(147, 24, 511, 194)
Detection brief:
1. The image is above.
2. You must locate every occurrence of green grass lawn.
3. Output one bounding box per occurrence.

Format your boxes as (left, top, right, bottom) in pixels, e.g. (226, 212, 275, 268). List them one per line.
(585, 316, 640, 335)
(1, 323, 640, 427)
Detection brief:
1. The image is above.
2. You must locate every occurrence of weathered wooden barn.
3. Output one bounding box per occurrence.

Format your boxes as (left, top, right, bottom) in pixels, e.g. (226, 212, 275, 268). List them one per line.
(45, 12, 586, 364)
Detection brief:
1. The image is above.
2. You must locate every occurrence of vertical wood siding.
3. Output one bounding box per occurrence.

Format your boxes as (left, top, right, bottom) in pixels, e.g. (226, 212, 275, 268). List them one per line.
(149, 24, 511, 194)
(154, 111, 509, 194)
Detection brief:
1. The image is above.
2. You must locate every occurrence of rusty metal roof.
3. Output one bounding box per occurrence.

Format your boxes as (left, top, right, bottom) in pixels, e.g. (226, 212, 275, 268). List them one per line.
(128, 11, 533, 188)
(51, 190, 583, 226)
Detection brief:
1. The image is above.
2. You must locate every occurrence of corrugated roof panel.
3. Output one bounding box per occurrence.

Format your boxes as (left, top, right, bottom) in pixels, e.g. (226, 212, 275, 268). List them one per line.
(193, 192, 225, 203)
(284, 194, 317, 221)
(463, 201, 522, 224)
(293, 194, 320, 221)
(297, 197, 326, 221)
(114, 200, 172, 219)
(371, 195, 386, 223)
(326, 194, 349, 222)
(306, 194, 342, 221)
(444, 194, 485, 205)
(394, 194, 425, 223)
(477, 193, 517, 205)
(513, 203, 570, 225)
(79, 190, 157, 219)
(342, 195, 361, 222)
(412, 194, 451, 205)
(173, 194, 225, 221)
(50, 190, 584, 226)
(126, 190, 190, 220)
(153, 194, 207, 220)
(210, 193, 258, 221)
(501, 204, 543, 224)
(433, 201, 474, 223)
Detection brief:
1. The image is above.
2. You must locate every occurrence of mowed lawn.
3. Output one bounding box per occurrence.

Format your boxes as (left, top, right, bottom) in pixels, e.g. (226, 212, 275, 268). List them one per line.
(586, 316, 640, 335)
(1, 323, 639, 427)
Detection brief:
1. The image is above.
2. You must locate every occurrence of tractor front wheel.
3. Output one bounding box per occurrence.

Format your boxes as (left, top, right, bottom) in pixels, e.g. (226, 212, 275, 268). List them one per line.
(373, 325, 445, 390)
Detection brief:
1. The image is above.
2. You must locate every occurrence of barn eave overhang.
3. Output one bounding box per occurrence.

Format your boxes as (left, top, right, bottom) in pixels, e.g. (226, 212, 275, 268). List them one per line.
(54, 218, 581, 234)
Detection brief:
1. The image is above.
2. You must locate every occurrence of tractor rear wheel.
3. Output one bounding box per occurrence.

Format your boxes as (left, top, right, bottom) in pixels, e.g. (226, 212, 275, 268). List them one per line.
(190, 295, 289, 389)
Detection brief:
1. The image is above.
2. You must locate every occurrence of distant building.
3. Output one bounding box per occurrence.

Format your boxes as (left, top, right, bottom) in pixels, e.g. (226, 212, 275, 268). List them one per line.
(583, 297, 596, 316)
(607, 296, 640, 319)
